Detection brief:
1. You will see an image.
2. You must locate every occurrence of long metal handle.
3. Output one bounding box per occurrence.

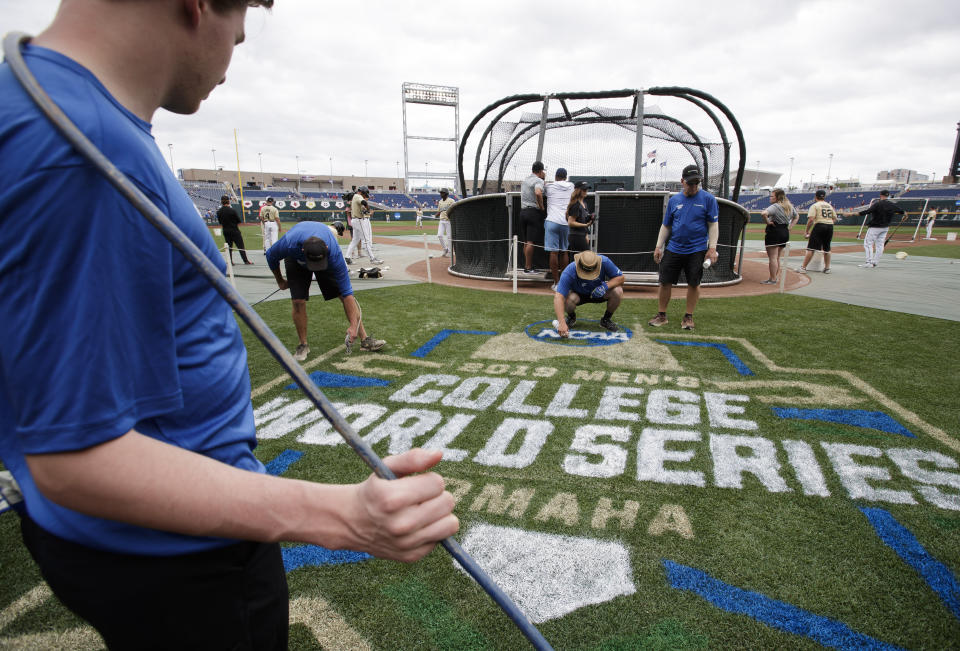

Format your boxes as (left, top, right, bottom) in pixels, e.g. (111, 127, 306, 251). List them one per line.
(4, 32, 552, 651)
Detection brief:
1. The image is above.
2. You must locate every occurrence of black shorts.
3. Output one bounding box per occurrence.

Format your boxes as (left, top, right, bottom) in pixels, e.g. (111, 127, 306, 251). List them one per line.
(571, 292, 609, 305)
(659, 248, 707, 287)
(568, 233, 589, 253)
(807, 223, 834, 252)
(765, 224, 789, 249)
(20, 513, 288, 650)
(519, 207, 545, 244)
(285, 257, 342, 301)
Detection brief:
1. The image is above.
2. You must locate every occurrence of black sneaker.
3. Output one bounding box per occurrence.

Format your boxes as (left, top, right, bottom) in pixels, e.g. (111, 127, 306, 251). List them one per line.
(599, 317, 619, 332)
(565, 313, 577, 327)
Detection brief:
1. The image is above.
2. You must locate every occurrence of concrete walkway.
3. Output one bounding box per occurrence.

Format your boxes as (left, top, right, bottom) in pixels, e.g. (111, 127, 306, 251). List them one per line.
(741, 240, 960, 322)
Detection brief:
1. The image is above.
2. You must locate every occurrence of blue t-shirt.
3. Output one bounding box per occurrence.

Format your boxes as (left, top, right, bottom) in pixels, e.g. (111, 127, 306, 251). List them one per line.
(0, 46, 263, 555)
(663, 189, 719, 254)
(265, 222, 353, 297)
(556, 256, 623, 296)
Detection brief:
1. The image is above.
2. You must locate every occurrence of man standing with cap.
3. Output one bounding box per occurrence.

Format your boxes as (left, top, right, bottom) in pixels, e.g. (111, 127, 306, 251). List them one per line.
(266, 221, 385, 361)
(519, 161, 547, 273)
(544, 167, 575, 290)
(854, 188, 904, 268)
(217, 194, 253, 265)
(648, 164, 719, 330)
(436, 188, 455, 257)
(260, 196, 281, 252)
(554, 250, 625, 336)
(346, 186, 382, 264)
(799, 189, 839, 273)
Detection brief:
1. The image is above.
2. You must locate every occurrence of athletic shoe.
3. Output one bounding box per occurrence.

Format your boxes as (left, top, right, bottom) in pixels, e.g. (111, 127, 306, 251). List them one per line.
(681, 314, 695, 330)
(857, 262, 874, 268)
(441, 251, 450, 257)
(823, 268, 832, 274)
(523, 268, 537, 275)
(244, 261, 254, 265)
(370, 258, 385, 265)
(360, 336, 385, 352)
(294, 344, 309, 361)
(550, 283, 558, 293)
(648, 313, 668, 327)
(760, 279, 777, 285)
(345, 257, 353, 264)
(565, 313, 576, 327)
(797, 267, 807, 274)
(600, 316, 619, 332)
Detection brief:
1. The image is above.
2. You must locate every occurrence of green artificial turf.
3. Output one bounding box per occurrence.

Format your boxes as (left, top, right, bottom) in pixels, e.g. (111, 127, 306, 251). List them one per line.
(2, 284, 958, 650)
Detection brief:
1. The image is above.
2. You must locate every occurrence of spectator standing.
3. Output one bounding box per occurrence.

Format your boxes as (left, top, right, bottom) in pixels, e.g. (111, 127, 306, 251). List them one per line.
(553, 250, 624, 336)
(436, 188, 455, 257)
(855, 188, 904, 268)
(760, 188, 798, 284)
(0, 2, 457, 648)
(799, 189, 839, 274)
(260, 196, 281, 252)
(519, 161, 546, 273)
(544, 167, 574, 290)
(416, 205, 423, 228)
(566, 181, 593, 254)
(648, 165, 719, 330)
(217, 194, 252, 265)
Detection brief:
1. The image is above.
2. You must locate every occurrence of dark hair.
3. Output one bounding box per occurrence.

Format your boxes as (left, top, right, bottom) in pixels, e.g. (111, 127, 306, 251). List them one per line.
(220, 195, 230, 204)
(532, 161, 544, 173)
(209, 0, 274, 12)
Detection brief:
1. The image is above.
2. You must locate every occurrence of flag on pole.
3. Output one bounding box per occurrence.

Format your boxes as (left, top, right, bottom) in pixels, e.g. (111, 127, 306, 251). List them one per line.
(660, 161, 667, 167)
(647, 150, 657, 158)
(641, 162, 647, 168)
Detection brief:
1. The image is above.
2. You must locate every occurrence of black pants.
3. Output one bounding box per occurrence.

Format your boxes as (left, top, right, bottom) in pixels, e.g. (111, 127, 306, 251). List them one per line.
(20, 514, 288, 650)
(223, 228, 250, 263)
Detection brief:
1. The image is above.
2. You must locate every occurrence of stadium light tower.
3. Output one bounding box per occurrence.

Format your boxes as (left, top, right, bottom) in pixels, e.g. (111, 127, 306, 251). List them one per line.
(826, 153, 833, 186)
(295, 155, 301, 193)
(258, 152, 263, 182)
(401, 82, 460, 194)
(788, 157, 794, 190)
(211, 148, 217, 179)
(167, 143, 174, 174)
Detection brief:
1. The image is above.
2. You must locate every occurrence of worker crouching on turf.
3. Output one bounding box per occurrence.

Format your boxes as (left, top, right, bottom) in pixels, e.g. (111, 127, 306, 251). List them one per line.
(554, 250, 625, 336)
(266, 221, 385, 361)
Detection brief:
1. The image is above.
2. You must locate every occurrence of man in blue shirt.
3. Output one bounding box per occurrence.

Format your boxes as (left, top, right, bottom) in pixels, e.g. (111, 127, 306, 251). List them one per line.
(554, 250, 625, 335)
(649, 165, 719, 330)
(266, 221, 385, 360)
(0, 2, 457, 647)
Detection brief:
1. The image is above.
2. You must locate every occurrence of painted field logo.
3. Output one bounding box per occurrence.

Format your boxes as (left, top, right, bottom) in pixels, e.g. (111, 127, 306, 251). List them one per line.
(525, 320, 632, 347)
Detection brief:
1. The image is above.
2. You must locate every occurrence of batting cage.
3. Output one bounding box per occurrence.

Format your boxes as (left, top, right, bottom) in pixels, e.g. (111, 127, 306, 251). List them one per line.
(448, 87, 749, 287)
(449, 192, 748, 287)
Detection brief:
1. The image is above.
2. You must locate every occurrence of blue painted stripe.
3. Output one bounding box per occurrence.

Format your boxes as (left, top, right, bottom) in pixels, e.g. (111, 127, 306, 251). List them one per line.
(656, 340, 754, 376)
(772, 408, 915, 438)
(859, 507, 960, 619)
(282, 545, 372, 572)
(410, 329, 498, 358)
(663, 560, 903, 650)
(285, 370, 391, 390)
(264, 449, 304, 476)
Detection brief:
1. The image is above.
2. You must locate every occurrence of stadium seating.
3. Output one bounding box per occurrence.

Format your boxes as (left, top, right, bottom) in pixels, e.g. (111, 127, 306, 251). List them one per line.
(899, 188, 960, 198)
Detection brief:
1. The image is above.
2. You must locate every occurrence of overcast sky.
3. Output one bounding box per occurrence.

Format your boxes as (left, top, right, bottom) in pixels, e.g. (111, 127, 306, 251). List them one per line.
(6, 0, 959, 190)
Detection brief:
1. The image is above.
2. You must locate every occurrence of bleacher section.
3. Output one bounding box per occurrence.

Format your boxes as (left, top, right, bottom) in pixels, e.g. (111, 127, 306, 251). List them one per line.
(825, 191, 882, 210)
(179, 181, 230, 212)
(899, 188, 960, 199)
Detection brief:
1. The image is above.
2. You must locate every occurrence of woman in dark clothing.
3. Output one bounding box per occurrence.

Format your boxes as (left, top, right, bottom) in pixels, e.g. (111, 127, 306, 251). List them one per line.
(566, 181, 594, 253)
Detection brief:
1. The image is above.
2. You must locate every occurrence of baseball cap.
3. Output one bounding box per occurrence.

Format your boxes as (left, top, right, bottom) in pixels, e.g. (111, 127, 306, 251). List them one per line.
(302, 237, 329, 271)
(440, 188, 449, 195)
(358, 186, 370, 195)
(266, 196, 274, 203)
(220, 194, 230, 202)
(815, 189, 827, 199)
(574, 250, 602, 280)
(575, 181, 590, 191)
(681, 165, 701, 182)
(879, 188, 890, 196)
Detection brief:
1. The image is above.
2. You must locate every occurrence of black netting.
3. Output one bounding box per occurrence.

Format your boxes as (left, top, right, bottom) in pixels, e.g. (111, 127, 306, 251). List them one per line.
(594, 194, 666, 272)
(483, 105, 725, 195)
(448, 196, 511, 278)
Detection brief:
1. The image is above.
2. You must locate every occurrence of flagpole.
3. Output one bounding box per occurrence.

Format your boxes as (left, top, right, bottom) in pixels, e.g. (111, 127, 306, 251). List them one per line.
(234, 128, 246, 221)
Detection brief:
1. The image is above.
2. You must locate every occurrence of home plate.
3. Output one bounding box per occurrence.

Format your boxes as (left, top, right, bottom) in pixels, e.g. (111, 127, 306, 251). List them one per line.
(457, 523, 635, 623)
